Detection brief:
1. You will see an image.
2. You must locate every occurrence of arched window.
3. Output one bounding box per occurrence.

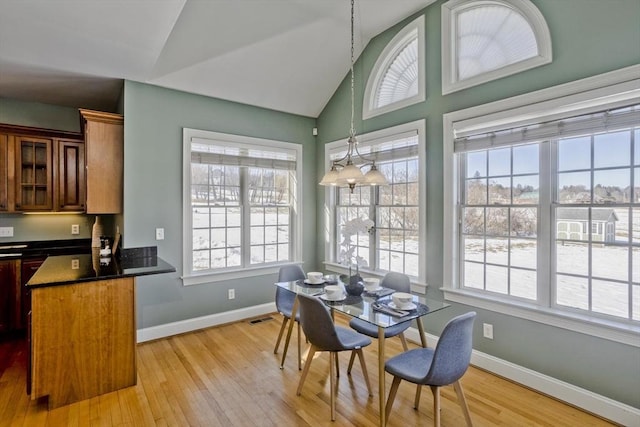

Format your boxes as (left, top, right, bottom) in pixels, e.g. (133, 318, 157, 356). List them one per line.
(442, 0, 552, 94)
(363, 15, 425, 119)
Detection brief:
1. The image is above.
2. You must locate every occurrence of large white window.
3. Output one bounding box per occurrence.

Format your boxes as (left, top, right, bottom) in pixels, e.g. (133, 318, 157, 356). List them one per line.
(323, 120, 426, 288)
(182, 129, 302, 285)
(441, 0, 552, 94)
(363, 16, 425, 120)
(443, 66, 640, 345)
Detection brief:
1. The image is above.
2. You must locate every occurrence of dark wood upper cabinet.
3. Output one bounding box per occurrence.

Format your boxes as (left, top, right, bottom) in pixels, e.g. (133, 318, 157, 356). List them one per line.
(57, 140, 85, 211)
(0, 124, 84, 213)
(0, 133, 9, 211)
(15, 136, 53, 211)
(80, 109, 124, 214)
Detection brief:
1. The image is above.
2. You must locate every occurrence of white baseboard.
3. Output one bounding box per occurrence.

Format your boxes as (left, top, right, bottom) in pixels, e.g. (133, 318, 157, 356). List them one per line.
(404, 328, 640, 427)
(136, 302, 276, 343)
(136, 305, 638, 426)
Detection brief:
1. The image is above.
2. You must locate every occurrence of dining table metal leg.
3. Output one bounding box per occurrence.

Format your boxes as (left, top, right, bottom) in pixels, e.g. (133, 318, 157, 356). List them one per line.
(378, 325, 386, 427)
(280, 296, 299, 369)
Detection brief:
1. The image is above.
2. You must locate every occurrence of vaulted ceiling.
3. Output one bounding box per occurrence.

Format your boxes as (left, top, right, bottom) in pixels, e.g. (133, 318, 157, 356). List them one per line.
(0, 0, 433, 117)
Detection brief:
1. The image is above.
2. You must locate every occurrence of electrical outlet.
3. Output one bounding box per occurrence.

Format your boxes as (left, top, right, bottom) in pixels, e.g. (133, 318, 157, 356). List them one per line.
(0, 227, 14, 237)
(71, 224, 80, 235)
(155, 228, 164, 240)
(228, 289, 235, 300)
(71, 259, 80, 269)
(483, 323, 494, 340)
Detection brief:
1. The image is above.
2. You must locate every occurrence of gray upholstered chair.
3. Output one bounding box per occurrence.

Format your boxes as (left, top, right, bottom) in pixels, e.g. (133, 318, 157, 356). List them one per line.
(295, 292, 373, 421)
(384, 311, 476, 426)
(346, 272, 412, 374)
(274, 265, 306, 369)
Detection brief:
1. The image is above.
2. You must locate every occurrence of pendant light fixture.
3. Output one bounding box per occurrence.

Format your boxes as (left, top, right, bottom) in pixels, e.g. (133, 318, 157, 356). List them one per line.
(319, 0, 388, 193)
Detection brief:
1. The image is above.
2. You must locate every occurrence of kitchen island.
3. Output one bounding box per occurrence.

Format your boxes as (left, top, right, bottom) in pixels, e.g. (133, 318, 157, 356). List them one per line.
(26, 251, 175, 409)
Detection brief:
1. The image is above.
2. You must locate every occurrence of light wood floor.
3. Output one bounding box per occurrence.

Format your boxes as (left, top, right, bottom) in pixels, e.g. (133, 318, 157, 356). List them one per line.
(0, 313, 615, 427)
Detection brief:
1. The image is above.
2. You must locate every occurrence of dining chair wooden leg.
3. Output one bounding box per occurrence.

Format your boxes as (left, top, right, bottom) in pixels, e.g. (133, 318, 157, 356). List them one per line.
(385, 376, 402, 421)
(274, 316, 288, 354)
(335, 352, 340, 378)
(296, 345, 317, 396)
(398, 332, 409, 351)
(453, 380, 473, 427)
(355, 349, 373, 396)
(330, 352, 337, 421)
(347, 351, 356, 374)
(297, 322, 302, 370)
(414, 385, 422, 409)
(431, 385, 441, 427)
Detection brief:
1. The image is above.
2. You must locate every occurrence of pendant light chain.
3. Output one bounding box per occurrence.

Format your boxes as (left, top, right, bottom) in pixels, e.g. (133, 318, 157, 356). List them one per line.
(349, 0, 355, 139)
(318, 0, 389, 191)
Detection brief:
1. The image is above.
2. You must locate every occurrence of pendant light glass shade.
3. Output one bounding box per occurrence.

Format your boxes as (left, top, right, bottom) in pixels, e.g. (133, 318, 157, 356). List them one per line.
(364, 165, 388, 185)
(336, 162, 365, 185)
(319, 165, 340, 186)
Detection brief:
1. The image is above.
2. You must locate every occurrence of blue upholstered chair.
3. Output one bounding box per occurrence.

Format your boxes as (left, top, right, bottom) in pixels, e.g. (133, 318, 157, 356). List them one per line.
(295, 292, 373, 421)
(274, 265, 306, 369)
(346, 272, 412, 374)
(384, 311, 476, 426)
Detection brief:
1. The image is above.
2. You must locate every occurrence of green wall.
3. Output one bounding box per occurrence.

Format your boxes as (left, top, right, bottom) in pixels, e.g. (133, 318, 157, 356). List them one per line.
(316, 0, 640, 408)
(0, 97, 81, 133)
(122, 81, 317, 329)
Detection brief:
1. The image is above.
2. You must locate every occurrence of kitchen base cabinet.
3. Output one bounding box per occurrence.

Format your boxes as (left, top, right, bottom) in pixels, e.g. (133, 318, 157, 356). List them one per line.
(0, 260, 19, 335)
(20, 258, 45, 330)
(30, 277, 136, 409)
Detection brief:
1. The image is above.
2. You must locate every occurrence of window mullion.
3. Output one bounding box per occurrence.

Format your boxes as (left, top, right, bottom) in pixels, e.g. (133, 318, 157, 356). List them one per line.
(240, 167, 250, 267)
(370, 186, 378, 270)
(538, 140, 552, 307)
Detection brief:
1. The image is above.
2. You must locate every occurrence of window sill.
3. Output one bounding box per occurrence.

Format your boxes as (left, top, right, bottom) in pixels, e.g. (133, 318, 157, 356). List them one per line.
(442, 288, 640, 347)
(182, 263, 301, 286)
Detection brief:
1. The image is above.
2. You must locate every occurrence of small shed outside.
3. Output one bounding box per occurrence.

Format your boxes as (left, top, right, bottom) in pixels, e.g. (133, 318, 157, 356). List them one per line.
(556, 208, 618, 243)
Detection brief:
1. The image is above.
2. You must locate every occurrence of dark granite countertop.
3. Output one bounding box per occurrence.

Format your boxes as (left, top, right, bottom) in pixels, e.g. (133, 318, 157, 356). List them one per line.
(0, 239, 91, 260)
(27, 253, 176, 288)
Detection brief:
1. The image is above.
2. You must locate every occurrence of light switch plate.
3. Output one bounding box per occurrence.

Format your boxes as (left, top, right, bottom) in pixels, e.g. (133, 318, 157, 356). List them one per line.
(0, 227, 14, 237)
(155, 228, 165, 240)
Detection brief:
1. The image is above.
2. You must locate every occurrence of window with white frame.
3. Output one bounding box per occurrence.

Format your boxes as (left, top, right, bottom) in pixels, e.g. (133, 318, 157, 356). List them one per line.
(182, 129, 301, 285)
(363, 15, 425, 120)
(325, 121, 426, 283)
(441, 0, 552, 94)
(443, 70, 640, 344)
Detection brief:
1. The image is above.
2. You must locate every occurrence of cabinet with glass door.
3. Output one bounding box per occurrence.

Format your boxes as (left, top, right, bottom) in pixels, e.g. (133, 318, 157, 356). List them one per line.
(15, 136, 53, 211)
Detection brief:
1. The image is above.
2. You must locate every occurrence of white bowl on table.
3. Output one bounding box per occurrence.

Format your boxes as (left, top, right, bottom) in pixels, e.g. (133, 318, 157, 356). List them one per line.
(323, 285, 343, 301)
(363, 278, 380, 292)
(306, 271, 324, 284)
(392, 292, 414, 309)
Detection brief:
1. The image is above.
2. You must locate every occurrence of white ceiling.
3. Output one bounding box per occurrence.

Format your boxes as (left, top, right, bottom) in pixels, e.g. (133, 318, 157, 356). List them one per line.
(0, 0, 432, 117)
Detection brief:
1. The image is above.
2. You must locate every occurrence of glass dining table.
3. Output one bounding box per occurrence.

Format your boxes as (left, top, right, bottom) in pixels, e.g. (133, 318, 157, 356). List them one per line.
(275, 279, 450, 427)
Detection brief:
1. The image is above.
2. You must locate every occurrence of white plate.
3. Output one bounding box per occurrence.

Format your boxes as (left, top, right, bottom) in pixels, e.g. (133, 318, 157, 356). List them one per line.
(320, 294, 346, 302)
(304, 279, 324, 285)
(364, 286, 383, 292)
(388, 301, 417, 311)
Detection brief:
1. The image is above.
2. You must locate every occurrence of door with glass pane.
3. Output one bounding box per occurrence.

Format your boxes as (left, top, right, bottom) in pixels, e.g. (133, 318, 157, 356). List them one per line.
(15, 136, 53, 211)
